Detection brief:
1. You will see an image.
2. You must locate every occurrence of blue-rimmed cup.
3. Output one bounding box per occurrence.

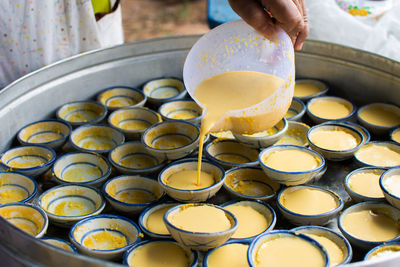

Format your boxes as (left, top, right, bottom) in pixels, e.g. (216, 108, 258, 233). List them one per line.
(0, 172, 38, 204)
(285, 97, 306, 121)
(97, 86, 146, 111)
(307, 96, 356, 124)
(233, 118, 288, 149)
(338, 202, 400, 250)
(52, 152, 111, 187)
(380, 167, 400, 210)
(158, 159, 225, 202)
(345, 167, 386, 203)
(259, 145, 325, 186)
(224, 166, 281, 201)
(142, 120, 200, 160)
(40, 237, 78, 253)
(142, 77, 187, 106)
(56, 101, 107, 127)
(203, 240, 250, 267)
(364, 242, 400, 261)
(274, 121, 310, 146)
(277, 185, 343, 226)
(69, 214, 142, 260)
(164, 203, 238, 251)
(37, 184, 105, 227)
(205, 140, 259, 169)
(220, 199, 276, 242)
(307, 123, 364, 161)
(357, 103, 400, 136)
(70, 124, 125, 154)
(0, 203, 48, 238)
(248, 230, 329, 267)
(108, 107, 161, 140)
(124, 239, 198, 267)
(0, 145, 56, 177)
(103, 175, 165, 215)
(139, 202, 180, 239)
(391, 126, 400, 145)
(354, 141, 400, 168)
(158, 99, 203, 124)
(294, 79, 329, 101)
(17, 119, 72, 150)
(109, 141, 166, 176)
(293, 225, 352, 266)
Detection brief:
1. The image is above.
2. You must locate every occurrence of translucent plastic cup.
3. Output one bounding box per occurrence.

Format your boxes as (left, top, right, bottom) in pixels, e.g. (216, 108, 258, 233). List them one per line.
(183, 20, 295, 134)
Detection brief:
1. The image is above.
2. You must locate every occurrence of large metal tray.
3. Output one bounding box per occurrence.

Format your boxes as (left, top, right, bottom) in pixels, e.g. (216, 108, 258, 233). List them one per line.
(0, 36, 399, 267)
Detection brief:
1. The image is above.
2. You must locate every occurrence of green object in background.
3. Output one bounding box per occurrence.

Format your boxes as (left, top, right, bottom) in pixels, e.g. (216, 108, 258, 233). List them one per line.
(91, 0, 111, 14)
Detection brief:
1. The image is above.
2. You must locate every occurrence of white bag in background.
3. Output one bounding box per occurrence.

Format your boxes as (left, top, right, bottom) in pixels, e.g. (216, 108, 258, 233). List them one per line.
(307, 0, 400, 61)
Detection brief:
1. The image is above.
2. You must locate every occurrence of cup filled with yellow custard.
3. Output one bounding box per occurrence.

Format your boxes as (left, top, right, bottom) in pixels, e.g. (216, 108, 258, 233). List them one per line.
(354, 141, 400, 168)
(259, 145, 326, 186)
(294, 79, 329, 101)
(248, 230, 329, 267)
(391, 127, 400, 145)
(364, 242, 400, 262)
(307, 123, 364, 161)
(338, 202, 400, 250)
(306, 96, 356, 124)
(345, 167, 387, 203)
(277, 185, 343, 226)
(357, 103, 400, 135)
(380, 167, 400, 210)
(164, 203, 238, 251)
(158, 159, 225, 202)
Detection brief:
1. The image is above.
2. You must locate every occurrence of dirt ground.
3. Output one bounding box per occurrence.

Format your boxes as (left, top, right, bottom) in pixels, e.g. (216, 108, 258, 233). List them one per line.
(121, 0, 210, 42)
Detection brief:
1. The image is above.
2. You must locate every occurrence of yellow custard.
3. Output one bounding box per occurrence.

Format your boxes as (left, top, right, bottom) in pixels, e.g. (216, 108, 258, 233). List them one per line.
(225, 205, 269, 239)
(208, 243, 249, 267)
(170, 205, 231, 233)
(262, 149, 320, 172)
(43, 239, 74, 252)
(128, 242, 190, 267)
(359, 106, 400, 127)
(113, 189, 156, 204)
(356, 144, 400, 167)
(285, 109, 298, 119)
(146, 204, 178, 235)
(120, 155, 157, 169)
(216, 154, 250, 164)
(383, 174, 400, 197)
(151, 135, 191, 149)
(309, 99, 351, 120)
(348, 171, 385, 198)
(7, 156, 47, 168)
(294, 82, 321, 97)
(342, 209, 400, 242)
(118, 120, 151, 131)
(165, 170, 215, 190)
(61, 165, 102, 182)
(281, 187, 338, 215)
(195, 71, 284, 186)
(304, 233, 344, 267)
(393, 130, 400, 143)
(0, 187, 28, 204)
(368, 245, 400, 260)
(254, 236, 326, 267)
(83, 230, 128, 250)
(310, 129, 359, 151)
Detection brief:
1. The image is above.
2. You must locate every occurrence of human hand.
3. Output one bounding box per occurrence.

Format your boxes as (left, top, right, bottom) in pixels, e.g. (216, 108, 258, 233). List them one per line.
(228, 0, 309, 50)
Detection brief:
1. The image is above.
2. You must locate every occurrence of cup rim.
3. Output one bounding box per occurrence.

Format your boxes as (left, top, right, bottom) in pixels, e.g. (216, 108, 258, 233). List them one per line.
(357, 103, 400, 130)
(0, 171, 38, 203)
(56, 100, 108, 125)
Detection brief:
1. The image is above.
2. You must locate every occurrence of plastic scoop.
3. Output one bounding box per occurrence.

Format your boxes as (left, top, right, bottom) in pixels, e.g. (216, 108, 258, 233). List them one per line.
(183, 20, 295, 134)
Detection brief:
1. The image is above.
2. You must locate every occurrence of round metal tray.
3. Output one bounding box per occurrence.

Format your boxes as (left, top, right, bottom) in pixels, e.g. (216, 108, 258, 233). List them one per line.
(0, 36, 399, 267)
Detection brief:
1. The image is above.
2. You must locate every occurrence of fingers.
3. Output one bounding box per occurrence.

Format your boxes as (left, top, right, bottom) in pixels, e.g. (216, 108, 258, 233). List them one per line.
(228, 0, 277, 38)
(292, 0, 309, 50)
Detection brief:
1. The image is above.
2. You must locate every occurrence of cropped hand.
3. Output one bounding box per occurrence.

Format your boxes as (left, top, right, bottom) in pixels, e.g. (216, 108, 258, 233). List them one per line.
(228, 0, 309, 50)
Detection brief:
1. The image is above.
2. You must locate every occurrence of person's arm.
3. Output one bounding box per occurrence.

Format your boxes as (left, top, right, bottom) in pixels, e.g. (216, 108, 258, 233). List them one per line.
(228, 0, 309, 50)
